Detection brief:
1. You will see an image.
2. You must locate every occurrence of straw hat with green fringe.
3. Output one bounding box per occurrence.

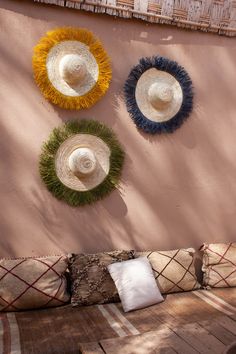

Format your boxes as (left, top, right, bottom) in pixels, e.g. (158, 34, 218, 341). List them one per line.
(39, 120, 125, 206)
(33, 27, 111, 110)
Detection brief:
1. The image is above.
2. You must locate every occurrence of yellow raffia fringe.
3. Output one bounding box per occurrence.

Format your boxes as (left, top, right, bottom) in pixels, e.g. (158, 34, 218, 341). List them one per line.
(32, 27, 112, 110)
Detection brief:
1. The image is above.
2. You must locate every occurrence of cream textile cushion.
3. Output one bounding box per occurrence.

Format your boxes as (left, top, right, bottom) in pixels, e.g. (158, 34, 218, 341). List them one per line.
(0, 255, 70, 311)
(136, 248, 201, 294)
(107, 257, 164, 312)
(201, 243, 236, 288)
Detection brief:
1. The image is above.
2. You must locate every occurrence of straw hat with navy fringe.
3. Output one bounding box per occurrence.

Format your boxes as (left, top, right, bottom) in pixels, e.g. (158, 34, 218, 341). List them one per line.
(124, 56, 193, 134)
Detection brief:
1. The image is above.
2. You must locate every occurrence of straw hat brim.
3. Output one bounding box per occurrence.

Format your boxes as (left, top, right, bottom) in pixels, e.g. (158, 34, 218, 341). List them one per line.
(135, 68, 183, 123)
(33, 27, 112, 110)
(39, 120, 125, 207)
(124, 56, 193, 134)
(55, 134, 110, 191)
(46, 41, 99, 97)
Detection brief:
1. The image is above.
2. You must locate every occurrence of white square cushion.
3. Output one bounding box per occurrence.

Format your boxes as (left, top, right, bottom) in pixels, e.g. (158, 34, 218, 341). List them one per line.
(107, 257, 164, 312)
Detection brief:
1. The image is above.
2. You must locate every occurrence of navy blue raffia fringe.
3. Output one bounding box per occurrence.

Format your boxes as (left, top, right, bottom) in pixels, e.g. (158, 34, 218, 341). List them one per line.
(124, 56, 193, 134)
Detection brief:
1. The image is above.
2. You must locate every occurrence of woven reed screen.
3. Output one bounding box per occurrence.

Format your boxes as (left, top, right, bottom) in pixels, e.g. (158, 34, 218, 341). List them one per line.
(34, 0, 236, 37)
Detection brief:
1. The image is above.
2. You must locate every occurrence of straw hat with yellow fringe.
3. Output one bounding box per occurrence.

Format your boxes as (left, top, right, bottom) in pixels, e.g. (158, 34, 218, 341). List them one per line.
(39, 120, 125, 206)
(33, 27, 111, 110)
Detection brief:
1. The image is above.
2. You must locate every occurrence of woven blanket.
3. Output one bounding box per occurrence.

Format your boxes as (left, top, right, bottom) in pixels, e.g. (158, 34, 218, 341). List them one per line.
(34, 0, 236, 37)
(1, 288, 236, 353)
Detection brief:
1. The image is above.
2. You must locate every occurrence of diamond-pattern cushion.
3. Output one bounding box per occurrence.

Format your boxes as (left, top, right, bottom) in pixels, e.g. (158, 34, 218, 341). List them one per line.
(136, 248, 201, 294)
(201, 243, 236, 288)
(68, 250, 134, 306)
(0, 255, 70, 311)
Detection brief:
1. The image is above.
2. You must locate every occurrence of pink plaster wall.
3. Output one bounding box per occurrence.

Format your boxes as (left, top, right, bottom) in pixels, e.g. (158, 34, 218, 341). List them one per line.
(0, 0, 236, 257)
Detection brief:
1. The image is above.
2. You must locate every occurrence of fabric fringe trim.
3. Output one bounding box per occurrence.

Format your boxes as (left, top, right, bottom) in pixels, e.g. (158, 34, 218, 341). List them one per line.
(33, 0, 236, 37)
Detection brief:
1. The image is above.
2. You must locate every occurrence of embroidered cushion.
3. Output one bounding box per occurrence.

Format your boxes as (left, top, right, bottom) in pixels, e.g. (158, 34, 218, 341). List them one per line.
(136, 248, 201, 294)
(68, 250, 134, 306)
(0, 255, 70, 311)
(108, 257, 164, 312)
(201, 243, 236, 288)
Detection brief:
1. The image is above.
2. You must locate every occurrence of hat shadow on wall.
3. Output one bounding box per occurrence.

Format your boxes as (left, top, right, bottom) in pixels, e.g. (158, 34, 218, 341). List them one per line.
(29, 185, 134, 255)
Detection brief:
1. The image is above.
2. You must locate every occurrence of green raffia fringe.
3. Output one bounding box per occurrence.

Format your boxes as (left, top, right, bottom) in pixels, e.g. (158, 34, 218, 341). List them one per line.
(39, 120, 125, 206)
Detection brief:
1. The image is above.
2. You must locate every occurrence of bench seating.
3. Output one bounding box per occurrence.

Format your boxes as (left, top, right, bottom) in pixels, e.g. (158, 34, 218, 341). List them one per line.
(1, 288, 236, 353)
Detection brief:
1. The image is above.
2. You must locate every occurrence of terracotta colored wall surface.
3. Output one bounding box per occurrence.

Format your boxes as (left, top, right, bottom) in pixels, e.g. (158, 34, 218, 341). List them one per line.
(0, 0, 236, 257)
